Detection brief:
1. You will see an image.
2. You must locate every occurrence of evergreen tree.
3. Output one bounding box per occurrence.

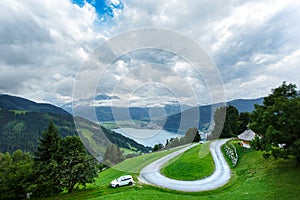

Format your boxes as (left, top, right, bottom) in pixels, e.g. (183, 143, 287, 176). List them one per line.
(222, 105, 239, 138)
(210, 106, 240, 139)
(33, 122, 63, 197)
(34, 121, 60, 162)
(33, 122, 99, 196)
(165, 139, 169, 147)
(153, 143, 164, 152)
(238, 112, 250, 133)
(184, 127, 201, 143)
(210, 106, 226, 140)
(167, 137, 181, 148)
(103, 143, 124, 165)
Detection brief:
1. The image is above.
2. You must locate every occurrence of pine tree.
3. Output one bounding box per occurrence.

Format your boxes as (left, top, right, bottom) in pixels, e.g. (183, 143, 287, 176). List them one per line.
(103, 143, 124, 165)
(34, 121, 60, 162)
(210, 106, 240, 139)
(33, 122, 99, 196)
(184, 127, 201, 143)
(33, 122, 63, 197)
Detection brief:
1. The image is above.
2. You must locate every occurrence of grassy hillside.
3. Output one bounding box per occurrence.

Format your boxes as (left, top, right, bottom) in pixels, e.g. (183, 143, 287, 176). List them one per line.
(75, 117, 151, 158)
(0, 109, 151, 155)
(161, 143, 214, 180)
(46, 140, 300, 200)
(0, 94, 152, 155)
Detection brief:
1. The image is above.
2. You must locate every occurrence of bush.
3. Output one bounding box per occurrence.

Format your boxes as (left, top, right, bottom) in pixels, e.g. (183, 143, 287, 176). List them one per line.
(224, 143, 238, 167)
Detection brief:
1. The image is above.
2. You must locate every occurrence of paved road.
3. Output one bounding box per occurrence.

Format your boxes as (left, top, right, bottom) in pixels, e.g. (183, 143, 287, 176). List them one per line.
(139, 139, 231, 192)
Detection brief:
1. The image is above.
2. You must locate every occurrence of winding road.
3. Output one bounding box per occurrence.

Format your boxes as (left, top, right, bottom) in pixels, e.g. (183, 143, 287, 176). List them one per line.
(139, 139, 231, 192)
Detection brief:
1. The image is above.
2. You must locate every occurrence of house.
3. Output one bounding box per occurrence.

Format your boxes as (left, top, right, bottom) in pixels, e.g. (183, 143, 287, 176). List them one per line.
(238, 129, 256, 148)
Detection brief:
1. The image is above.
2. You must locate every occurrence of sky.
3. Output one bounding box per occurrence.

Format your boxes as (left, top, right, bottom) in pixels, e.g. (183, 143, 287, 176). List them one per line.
(1, 0, 300, 107)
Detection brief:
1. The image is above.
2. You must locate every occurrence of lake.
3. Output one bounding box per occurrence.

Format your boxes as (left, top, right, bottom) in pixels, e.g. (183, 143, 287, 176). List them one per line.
(113, 128, 184, 147)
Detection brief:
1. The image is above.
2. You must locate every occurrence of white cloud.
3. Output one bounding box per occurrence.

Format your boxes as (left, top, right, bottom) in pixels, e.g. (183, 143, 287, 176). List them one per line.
(0, 0, 105, 105)
(1, 0, 300, 107)
(107, 0, 300, 103)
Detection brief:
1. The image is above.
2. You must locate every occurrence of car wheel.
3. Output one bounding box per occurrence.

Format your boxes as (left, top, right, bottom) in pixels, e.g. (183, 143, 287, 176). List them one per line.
(115, 184, 119, 188)
(128, 182, 132, 185)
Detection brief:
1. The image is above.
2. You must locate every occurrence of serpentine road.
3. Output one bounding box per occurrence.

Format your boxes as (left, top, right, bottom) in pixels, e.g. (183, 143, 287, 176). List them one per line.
(139, 139, 231, 192)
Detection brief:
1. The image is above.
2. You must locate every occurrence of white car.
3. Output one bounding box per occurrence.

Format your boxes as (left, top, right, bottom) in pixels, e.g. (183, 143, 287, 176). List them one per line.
(110, 175, 134, 188)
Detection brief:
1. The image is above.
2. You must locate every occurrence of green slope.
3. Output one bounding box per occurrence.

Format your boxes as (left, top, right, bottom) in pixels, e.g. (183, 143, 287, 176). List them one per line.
(0, 94, 151, 155)
(46, 140, 300, 200)
(0, 110, 150, 155)
(74, 117, 151, 160)
(161, 143, 214, 180)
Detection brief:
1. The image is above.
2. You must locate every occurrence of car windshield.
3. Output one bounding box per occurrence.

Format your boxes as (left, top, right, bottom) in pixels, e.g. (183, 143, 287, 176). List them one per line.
(117, 178, 122, 182)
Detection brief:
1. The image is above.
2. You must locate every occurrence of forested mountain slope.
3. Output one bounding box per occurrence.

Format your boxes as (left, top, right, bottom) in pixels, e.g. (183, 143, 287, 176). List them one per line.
(0, 94, 69, 115)
(0, 95, 150, 154)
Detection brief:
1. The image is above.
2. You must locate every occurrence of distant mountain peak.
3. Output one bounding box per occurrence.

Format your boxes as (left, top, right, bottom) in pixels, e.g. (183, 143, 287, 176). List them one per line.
(95, 94, 121, 101)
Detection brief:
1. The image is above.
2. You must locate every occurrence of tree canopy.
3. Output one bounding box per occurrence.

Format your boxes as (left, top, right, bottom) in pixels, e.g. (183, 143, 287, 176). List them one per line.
(209, 105, 249, 140)
(103, 143, 124, 165)
(59, 136, 98, 193)
(33, 122, 98, 197)
(0, 122, 99, 199)
(0, 150, 34, 200)
(250, 82, 300, 161)
(184, 127, 201, 143)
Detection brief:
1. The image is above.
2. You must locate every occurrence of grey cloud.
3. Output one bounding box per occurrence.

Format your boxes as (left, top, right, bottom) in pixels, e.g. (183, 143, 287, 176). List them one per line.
(1, 0, 299, 106)
(0, 65, 36, 92)
(0, 0, 103, 104)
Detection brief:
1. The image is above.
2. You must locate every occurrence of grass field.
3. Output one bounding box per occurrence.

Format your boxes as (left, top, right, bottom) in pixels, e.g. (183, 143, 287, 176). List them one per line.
(10, 110, 27, 114)
(46, 140, 300, 200)
(160, 143, 214, 180)
(100, 120, 150, 129)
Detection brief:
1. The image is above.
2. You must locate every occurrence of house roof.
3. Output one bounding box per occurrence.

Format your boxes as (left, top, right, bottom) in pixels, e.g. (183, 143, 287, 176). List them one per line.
(238, 129, 256, 141)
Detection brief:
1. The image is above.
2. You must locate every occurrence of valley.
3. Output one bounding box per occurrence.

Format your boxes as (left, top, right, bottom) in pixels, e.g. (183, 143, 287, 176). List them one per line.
(1, 84, 299, 200)
(0, 94, 151, 155)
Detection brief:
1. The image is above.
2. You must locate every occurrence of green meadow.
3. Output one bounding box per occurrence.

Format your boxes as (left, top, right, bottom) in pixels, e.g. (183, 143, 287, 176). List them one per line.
(46, 141, 300, 200)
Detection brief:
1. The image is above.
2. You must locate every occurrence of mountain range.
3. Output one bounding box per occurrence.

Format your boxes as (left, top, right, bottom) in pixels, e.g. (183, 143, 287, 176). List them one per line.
(0, 94, 69, 115)
(162, 98, 264, 133)
(62, 94, 264, 133)
(0, 94, 151, 155)
(0, 93, 264, 155)
(62, 94, 191, 123)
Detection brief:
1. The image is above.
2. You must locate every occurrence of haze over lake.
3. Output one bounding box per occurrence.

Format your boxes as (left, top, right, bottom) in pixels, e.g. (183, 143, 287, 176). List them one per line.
(113, 128, 184, 147)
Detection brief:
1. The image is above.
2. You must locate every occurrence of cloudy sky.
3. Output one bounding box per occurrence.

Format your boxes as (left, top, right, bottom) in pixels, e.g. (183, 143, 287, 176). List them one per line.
(1, 0, 300, 107)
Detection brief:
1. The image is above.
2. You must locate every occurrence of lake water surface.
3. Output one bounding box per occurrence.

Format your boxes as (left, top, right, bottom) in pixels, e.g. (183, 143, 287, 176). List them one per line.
(113, 128, 184, 147)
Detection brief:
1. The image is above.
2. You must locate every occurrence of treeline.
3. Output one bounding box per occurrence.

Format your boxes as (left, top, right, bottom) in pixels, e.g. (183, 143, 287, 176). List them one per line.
(210, 82, 300, 161)
(102, 142, 145, 167)
(250, 82, 300, 161)
(208, 105, 250, 140)
(0, 122, 98, 199)
(101, 126, 151, 153)
(102, 143, 125, 166)
(163, 106, 212, 133)
(0, 110, 77, 153)
(153, 127, 201, 151)
(0, 110, 151, 155)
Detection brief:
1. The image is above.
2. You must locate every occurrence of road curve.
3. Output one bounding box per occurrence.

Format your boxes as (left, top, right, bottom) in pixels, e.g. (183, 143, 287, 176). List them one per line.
(139, 139, 231, 192)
